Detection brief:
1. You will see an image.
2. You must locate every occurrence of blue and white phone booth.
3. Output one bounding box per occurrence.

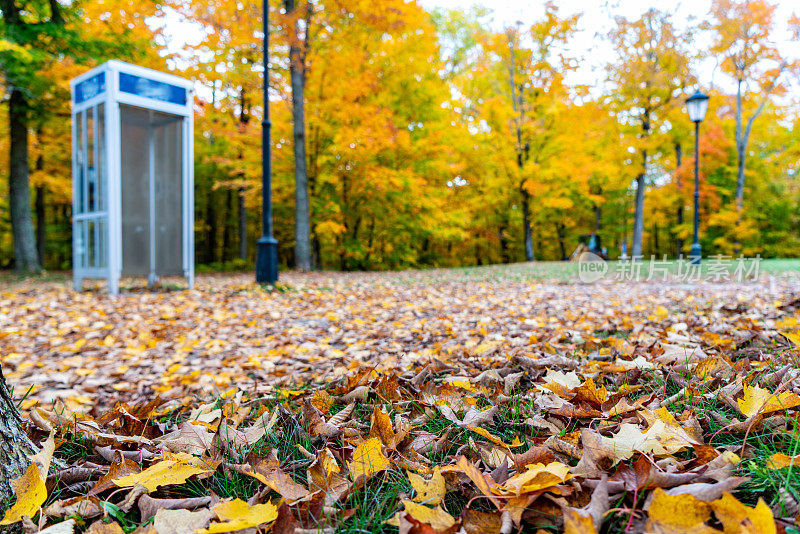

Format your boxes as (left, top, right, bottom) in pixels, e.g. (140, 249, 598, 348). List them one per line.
(70, 61, 194, 294)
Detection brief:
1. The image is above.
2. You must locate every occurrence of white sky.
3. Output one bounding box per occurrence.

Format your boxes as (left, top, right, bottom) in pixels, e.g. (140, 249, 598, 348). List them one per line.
(159, 0, 799, 95)
(418, 0, 800, 93)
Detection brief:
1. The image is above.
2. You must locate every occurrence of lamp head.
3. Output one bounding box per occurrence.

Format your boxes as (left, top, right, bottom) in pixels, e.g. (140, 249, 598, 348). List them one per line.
(685, 90, 710, 123)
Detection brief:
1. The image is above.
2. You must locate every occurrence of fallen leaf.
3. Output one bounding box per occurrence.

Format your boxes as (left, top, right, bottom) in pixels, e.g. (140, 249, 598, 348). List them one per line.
(0, 463, 48, 525)
(348, 437, 391, 483)
(408, 468, 446, 506)
(563, 508, 598, 534)
(199, 499, 279, 534)
(709, 492, 775, 534)
(138, 494, 213, 521)
(766, 453, 800, 470)
(647, 488, 712, 530)
(461, 509, 503, 534)
(500, 461, 571, 495)
(402, 501, 456, 532)
(39, 519, 78, 534)
(153, 507, 215, 534)
(112, 453, 216, 492)
(737, 385, 800, 418)
(44, 495, 103, 518)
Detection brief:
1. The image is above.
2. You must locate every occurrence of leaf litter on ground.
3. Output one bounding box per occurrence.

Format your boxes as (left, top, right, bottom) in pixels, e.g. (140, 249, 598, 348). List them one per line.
(2, 270, 800, 532)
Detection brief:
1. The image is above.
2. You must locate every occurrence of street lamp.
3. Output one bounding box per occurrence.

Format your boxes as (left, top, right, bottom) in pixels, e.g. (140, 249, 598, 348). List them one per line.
(685, 90, 709, 265)
(256, 0, 279, 284)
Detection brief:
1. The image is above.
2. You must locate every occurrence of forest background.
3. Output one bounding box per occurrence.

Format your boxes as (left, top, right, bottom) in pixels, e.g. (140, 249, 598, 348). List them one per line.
(1, 0, 799, 272)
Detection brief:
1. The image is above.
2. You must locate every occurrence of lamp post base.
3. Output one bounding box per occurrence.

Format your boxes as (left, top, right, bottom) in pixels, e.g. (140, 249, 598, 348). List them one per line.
(689, 242, 702, 265)
(256, 236, 279, 284)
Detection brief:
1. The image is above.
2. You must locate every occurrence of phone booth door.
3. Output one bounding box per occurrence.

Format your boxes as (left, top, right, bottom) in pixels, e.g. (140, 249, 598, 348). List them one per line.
(73, 102, 109, 277)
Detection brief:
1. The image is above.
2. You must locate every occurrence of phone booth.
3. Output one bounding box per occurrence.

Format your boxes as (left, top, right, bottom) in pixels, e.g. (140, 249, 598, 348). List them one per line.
(70, 61, 194, 294)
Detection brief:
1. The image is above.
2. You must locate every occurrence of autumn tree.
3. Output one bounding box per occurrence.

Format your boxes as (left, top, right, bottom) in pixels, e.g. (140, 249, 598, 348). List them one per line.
(709, 0, 788, 252)
(282, 0, 313, 270)
(466, 4, 578, 262)
(606, 9, 693, 259)
(170, 0, 268, 264)
(0, 0, 73, 272)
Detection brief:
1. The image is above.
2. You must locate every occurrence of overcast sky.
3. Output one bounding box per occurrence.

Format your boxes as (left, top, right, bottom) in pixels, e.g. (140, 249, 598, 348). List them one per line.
(160, 0, 799, 94)
(417, 0, 799, 92)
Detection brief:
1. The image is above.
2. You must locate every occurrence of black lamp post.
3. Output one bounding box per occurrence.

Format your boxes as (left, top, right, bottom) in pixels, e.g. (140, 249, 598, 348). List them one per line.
(256, 0, 278, 284)
(685, 90, 709, 266)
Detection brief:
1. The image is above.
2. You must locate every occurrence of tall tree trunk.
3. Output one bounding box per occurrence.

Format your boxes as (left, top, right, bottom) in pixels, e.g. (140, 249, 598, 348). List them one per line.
(507, 32, 532, 263)
(675, 142, 684, 256)
(555, 222, 567, 261)
(521, 189, 533, 262)
(35, 135, 46, 266)
(653, 222, 659, 257)
(205, 188, 217, 264)
(238, 187, 247, 261)
(631, 149, 647, 260)
(734, 78, 745, 255)
(312, 234, 321, 270)
(285, 0, 311, 271)
(499, 223, 510, 264)
(364, 217, 376, 268)
(594, 204, 602, 233)
(1, 365, 37, 502)
(35, 185, 46, 268)
(340, 169, 348, 271)
(62, 204, 71, 267)
(8, 89, 41, 272)
(732, 65, 785, 255)
(222, 188, 233, 262)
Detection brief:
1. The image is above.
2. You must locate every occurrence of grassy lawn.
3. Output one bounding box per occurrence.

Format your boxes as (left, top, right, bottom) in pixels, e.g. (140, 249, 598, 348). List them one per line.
(1, 265, 800, 532)
(1, 257, 799, 287)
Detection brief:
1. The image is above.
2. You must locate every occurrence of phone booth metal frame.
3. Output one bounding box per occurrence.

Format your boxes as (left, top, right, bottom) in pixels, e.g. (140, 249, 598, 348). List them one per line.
(70, 60, 194, 295)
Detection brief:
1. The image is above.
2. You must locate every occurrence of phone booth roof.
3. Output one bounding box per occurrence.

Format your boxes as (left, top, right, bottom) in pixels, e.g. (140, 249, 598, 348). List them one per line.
(70, 60, 194, 117)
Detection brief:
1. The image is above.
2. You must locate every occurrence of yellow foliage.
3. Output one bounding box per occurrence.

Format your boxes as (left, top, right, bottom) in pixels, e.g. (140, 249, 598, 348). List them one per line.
(348, 437, 391, 482)
(112, 453, 216, 491)
(198, 499, 279, 534)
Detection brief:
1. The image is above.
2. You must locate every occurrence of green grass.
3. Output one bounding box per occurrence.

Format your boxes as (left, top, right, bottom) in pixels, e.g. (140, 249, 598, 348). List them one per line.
(2, 257, 799, 288)
(339, 470, 412, 533)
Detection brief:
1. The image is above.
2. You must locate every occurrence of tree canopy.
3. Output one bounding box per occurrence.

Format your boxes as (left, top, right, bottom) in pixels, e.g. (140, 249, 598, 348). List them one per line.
(1, 0, 799, 270)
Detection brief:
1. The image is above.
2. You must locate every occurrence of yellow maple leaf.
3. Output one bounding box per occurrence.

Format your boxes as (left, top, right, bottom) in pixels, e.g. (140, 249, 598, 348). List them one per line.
(500, 462, 571, 495)
(766, 453, 800, 470)
(564, 508, 599, 534)
(0, 463, 48, 525)
(647, 488, 712, 531)
(198, 499, 279, 533)
(402, 501, 456, 531)
(0, 433, 55, 526)
(737, 385, 800, 418)
(310, 390, 334, 413)
(781, 331, 800, 346)
(112, 453, 215, 491)
(710, 493, 775, 534)
(349, 437, 391, 482)
(408, 468, 446, 506)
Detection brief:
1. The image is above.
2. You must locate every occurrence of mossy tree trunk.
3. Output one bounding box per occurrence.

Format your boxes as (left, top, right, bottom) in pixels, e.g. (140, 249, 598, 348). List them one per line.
(0, 365, 36, 502)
